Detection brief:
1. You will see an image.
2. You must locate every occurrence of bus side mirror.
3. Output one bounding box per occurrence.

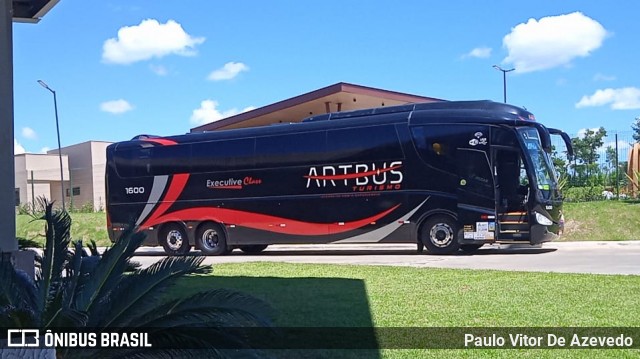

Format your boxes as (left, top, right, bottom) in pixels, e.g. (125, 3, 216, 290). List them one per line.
(532, 123, 553, 154)
(548, 128, 574, 159)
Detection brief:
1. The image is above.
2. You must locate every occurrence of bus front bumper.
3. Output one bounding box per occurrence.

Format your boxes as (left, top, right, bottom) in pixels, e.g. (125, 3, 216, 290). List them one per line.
(530, 224, 559, 244)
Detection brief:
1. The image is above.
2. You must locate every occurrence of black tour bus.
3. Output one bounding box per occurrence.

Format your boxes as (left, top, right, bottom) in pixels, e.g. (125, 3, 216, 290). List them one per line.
(105, 100, 573, 255)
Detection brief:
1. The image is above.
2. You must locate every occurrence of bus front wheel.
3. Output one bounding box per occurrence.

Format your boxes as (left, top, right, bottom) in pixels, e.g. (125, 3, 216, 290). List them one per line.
(160, 223, 191, 256)
(196, 223, 227, 256)
(420, 215, 460, 254)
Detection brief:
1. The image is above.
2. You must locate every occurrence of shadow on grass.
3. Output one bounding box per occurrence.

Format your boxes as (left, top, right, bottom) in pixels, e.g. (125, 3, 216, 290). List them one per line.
(464, 247, 557, 256)
(134, 246, 557, 257)
(173, 275, 382, 358)
(17, 237, 41, 249)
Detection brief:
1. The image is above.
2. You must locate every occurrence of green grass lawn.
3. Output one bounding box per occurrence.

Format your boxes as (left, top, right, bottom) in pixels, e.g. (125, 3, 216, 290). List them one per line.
(561, 200, 640, 241)
(15, 200, 640, 247)
(16, 211, 111, 247)
(171, 262, 640, 358)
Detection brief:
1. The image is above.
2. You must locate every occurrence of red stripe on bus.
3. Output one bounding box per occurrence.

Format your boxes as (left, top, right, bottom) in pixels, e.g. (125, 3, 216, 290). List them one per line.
(142, 138, 177, 146)
(141, 173, 190, 227)
(304, 165, 402, 181)
(143, 204, 400, 236)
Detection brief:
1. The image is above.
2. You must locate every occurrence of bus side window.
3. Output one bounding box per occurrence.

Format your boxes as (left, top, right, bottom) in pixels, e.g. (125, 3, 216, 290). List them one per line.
(114, 147, 151, 178)
(410, 125, 456, 173)
(491, 126, 519, 147)
(458, 149, 494, 194)
(327, 125, 403, 163)
(255, 131, 326, 167)
(151, 144, 190, 175)
(191, 138, 255, 172)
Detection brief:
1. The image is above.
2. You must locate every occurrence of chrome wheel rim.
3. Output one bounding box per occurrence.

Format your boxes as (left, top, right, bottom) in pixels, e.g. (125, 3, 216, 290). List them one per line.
(166, 229, 183, 251)
(201, 229, 219, 251)
(429, 223, 454, 248)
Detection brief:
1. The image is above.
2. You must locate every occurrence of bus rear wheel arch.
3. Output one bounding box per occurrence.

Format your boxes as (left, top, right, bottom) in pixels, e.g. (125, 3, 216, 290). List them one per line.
(419, 215, 460, 254)
(195, 222, 228, 256)
(159, 222, 191, 256)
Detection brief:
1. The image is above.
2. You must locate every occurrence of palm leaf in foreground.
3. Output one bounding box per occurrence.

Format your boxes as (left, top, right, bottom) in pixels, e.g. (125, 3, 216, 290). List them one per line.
(3, 201, 276, 358)
(92, 255, 210, 327)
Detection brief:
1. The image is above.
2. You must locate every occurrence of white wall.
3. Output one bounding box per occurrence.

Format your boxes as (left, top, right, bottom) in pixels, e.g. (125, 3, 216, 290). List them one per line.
(15, 141, 112, 212)
(14, 154, 69, 210)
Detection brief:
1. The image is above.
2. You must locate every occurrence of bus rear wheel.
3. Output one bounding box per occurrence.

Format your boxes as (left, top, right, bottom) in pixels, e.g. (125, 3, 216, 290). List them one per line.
(160, 223, 191, 256)
(196, 223, 227, 256)
(420, 215, 460, 254)
(239, 245, 268, 254)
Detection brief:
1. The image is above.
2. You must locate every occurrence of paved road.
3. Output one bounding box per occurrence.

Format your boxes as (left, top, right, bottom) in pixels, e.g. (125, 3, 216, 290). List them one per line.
(132, 241, 640, 275)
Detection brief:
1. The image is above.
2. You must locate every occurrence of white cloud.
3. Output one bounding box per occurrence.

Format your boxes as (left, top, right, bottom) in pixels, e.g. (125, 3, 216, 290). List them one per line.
(462, 47, 492, 59)
(14, 139, 25, 154)
(593, 73, 616, 82)
(576, 128, 602, 138)
(502, 12, 608, 73)
(100, 99, 134, 114)
(207, 62, 249, 81)
(102, 19, 205, 65)
(190, 100, 255, 126)
(575, 87, 640, 110)
(40, 147, 51, 154)
(149, 64, 168, 76)
(21, 127, 37, 140)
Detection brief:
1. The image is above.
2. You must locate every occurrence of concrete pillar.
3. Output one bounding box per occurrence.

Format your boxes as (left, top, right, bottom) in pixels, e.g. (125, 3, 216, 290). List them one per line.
(0, 0, 17, 253)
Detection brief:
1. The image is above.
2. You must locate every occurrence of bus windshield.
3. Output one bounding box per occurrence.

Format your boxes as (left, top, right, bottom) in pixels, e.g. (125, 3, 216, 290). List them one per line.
(517, 127, 556, 198)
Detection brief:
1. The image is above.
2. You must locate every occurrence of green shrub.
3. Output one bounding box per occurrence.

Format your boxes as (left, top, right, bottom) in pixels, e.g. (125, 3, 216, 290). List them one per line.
(563, 185, 606, 202)
(16, 202, 45, 215)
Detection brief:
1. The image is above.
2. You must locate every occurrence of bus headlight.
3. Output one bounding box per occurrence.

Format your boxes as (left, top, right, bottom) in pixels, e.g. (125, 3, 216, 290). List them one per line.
(535, 212, 553, 226)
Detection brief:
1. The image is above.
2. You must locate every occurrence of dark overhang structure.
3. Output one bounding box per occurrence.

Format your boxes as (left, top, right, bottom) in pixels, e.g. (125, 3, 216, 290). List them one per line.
(12, 0, 59, 23)
(191, 82, 443, 132)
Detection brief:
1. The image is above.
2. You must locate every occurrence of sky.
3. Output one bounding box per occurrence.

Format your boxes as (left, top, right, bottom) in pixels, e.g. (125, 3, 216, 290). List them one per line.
(11, 0, 640, 156)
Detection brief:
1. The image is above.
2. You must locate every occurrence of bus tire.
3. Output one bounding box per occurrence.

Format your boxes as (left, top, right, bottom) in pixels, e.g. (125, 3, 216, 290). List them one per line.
(159, 223, 191, 256)
(460, 244, 483, 253)
(196, 222, 227, 256)
(239, 245, 268, 254)
(420, 215, 460, 254)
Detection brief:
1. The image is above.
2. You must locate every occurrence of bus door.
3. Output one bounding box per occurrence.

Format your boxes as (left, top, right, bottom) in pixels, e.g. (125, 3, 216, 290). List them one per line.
(493, 148, 531, 241)
(456, 144, 497, 243)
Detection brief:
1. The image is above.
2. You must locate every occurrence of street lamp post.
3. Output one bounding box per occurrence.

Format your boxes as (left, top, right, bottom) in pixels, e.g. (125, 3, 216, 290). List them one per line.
(37, 80, 65, 211)
(492, 65, 515, 103)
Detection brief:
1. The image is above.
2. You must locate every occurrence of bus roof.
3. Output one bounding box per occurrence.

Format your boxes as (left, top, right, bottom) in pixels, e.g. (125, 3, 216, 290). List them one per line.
(302, 100, 535, 123)
(117, 100, 537, 148)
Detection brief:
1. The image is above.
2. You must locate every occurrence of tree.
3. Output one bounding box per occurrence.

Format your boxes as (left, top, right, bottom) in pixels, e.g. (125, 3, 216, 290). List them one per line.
(550, 145, 568, 178)
(633, 117, 640, 143)
(572, 127, 607, 165)
(1, 201, 273, 358)
(571, 127, 607, 180)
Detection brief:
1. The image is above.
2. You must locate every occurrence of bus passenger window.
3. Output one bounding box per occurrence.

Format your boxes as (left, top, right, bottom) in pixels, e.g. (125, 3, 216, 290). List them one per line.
(114, 147, 151, 178)
(410, 125, 456, 173)
(327, 125, 403, 162)
(458, 149, 494, 194)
